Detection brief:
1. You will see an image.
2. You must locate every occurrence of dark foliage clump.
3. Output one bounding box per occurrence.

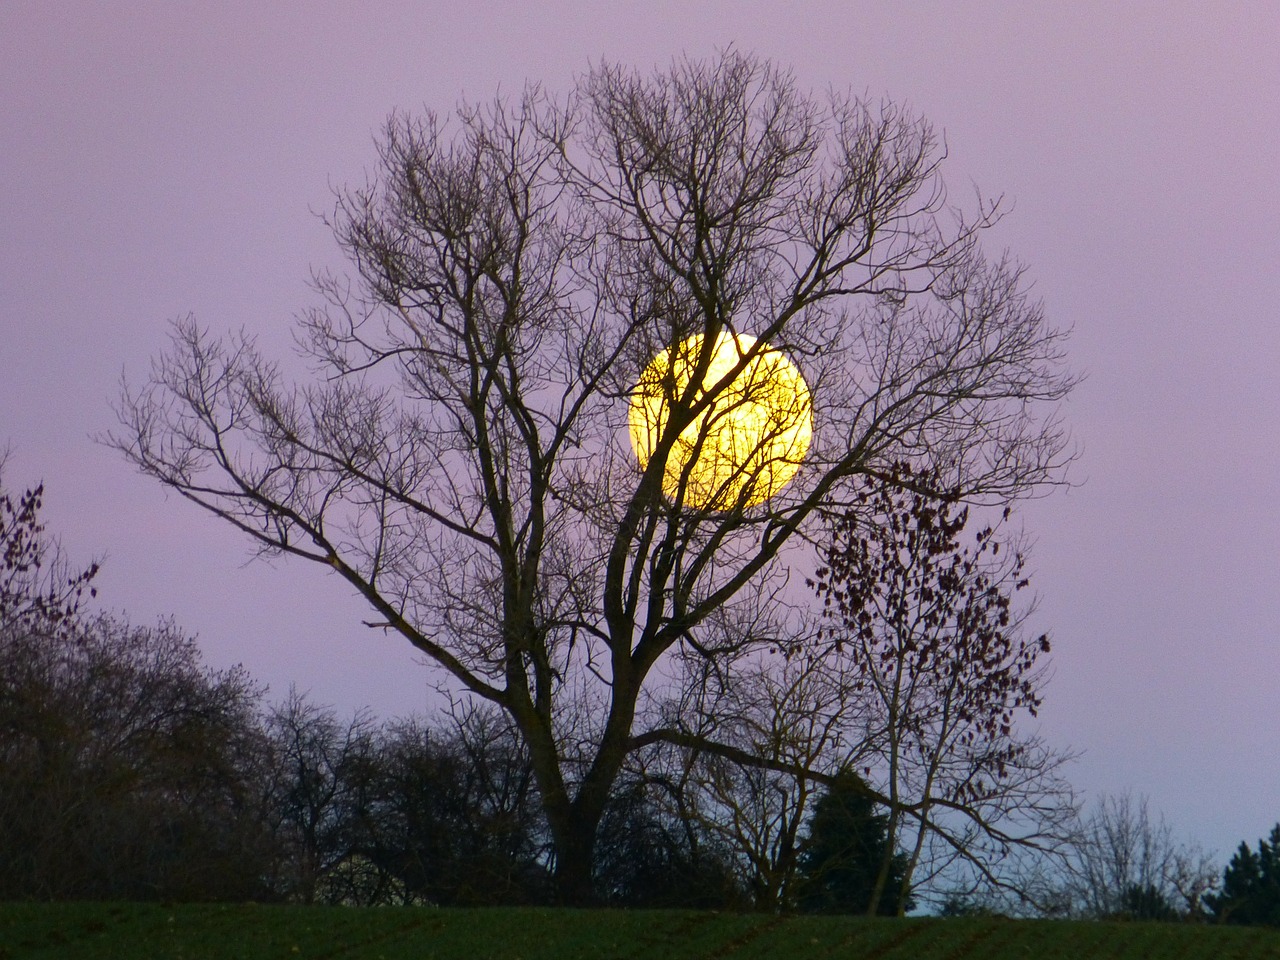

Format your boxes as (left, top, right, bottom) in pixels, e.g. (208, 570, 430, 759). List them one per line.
(1209, 825, 1280, 927)
(796, 773, 914, 916)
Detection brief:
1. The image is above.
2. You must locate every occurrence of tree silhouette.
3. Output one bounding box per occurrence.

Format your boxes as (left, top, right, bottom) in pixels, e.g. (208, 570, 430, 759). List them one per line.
(797, 772, 912, 915)
(1209, 825, 1280, 926)
(808, 465, 1073, 911)
(111, 52, 1074, 903)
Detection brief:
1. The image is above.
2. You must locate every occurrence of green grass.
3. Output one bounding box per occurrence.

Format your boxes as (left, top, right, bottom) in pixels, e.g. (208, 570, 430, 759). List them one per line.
(2, 902, 1279, 960)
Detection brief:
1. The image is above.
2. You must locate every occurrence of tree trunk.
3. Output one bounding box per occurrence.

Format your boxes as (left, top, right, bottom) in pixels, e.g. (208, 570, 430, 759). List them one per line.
(542, 673, 641, 906)
(551, 812, 601, 906)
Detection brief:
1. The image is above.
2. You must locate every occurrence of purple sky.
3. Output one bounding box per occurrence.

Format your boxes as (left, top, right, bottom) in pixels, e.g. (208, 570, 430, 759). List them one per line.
(3, 1, 1278, 867)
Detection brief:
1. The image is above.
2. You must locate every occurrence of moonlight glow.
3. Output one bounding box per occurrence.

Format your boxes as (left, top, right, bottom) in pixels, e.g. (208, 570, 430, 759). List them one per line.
(629, 332, 813, 509)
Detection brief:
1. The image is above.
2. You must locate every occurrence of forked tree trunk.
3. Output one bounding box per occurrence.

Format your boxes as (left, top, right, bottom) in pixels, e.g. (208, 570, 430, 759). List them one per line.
(540, 677, 640, 906)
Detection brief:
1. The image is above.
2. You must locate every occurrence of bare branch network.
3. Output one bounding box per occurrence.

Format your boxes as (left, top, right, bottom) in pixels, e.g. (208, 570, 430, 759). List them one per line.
(111, 52, 1076, 903)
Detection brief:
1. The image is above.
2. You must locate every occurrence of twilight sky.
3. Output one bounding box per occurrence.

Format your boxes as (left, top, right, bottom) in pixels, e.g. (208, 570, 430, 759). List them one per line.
(3, 1, 1277, 866)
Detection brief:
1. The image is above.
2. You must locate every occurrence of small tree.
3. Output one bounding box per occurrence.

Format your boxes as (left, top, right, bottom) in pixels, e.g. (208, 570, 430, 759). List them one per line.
(369, 707, 549, 905)
(0, 613, 268, 900)
(1209, 825, 1280, 926)
(1065, 793, 1219, 921)
(809, 465, 1074, 912)
(262, 689, 381, 903)
(797, 772, 912, 915)
(0, 465, 269, 900)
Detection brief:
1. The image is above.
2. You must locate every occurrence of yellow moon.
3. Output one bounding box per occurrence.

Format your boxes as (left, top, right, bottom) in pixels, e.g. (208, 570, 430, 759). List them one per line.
(629, 332, 813, 509)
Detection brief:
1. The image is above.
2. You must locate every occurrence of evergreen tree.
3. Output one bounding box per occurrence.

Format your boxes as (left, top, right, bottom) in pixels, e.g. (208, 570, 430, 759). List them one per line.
(796, 773, 913, 915)
(1119, 883, 1179, 921)
(1209, 825, 1280, 926)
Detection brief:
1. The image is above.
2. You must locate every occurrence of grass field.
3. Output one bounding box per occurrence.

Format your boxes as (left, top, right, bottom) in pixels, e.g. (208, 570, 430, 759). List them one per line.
(2, 902, 1279, 960)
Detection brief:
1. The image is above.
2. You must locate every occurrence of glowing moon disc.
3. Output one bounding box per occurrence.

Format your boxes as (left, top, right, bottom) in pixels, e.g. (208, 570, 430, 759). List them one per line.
(629, 332, 813, 509)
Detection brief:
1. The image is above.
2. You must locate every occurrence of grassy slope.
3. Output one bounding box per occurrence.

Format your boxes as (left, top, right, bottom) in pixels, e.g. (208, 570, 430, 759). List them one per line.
(2, 903, 1279, 960)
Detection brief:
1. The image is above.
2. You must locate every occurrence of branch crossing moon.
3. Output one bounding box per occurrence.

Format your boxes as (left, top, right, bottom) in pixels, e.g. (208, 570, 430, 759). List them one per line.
(629, 332, 813, 509)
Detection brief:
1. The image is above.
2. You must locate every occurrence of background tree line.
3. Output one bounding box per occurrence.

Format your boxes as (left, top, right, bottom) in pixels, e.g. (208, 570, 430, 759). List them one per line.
(2, 463, 1280, 926)
(5, 463, 1276, 924)
(0, 506, 894, 909)
(0, 463, 901, 909)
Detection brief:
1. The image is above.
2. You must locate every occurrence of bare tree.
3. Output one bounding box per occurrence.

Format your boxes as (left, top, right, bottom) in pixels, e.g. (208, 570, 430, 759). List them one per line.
(262, 689, 381, 903)
(369, 703, 551, 906)
(1065, 793, 1219, 920)
(809, 466, 1076, 914)
(110, 51, 1074, 902)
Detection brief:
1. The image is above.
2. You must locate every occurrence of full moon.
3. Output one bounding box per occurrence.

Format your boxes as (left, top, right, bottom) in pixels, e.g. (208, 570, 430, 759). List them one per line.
(629, 331, 813, 509)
